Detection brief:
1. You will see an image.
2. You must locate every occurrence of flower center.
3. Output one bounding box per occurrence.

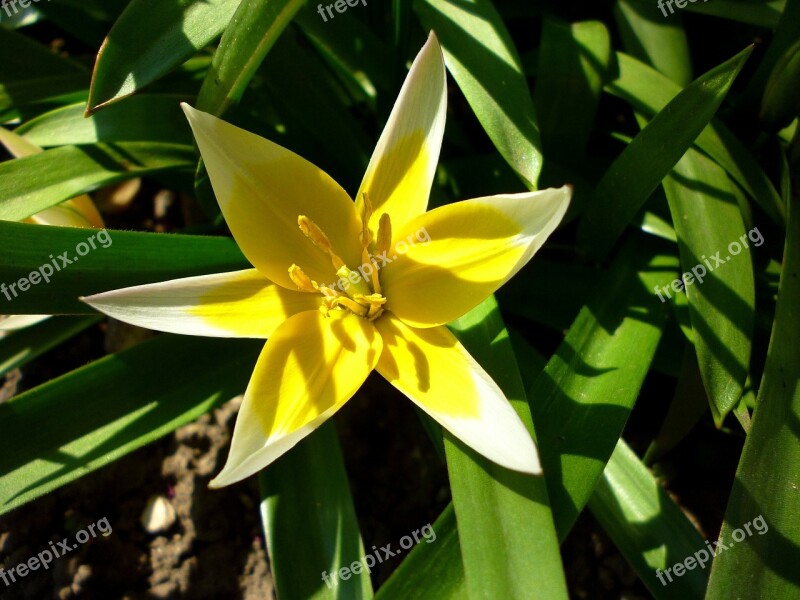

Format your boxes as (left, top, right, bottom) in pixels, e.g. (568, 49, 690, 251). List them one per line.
(288, 194, 390, 321)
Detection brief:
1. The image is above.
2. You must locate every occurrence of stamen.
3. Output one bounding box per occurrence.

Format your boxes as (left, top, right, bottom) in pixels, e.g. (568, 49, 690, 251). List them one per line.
(354, 293, 386, 320)
(360, 192, 373, 249)
(288, 264, 317, 293)
(334, 296, 369, 317)
(353, 293, 387, 306)
(362, 248, 381, 295)
(298, 215, 345, 270)
(375, 213, 392, 258)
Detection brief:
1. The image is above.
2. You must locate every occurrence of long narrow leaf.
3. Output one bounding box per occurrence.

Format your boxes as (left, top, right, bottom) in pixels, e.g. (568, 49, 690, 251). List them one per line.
(607, 52, 785, 225)
(0, 221, 248, 314)
(579, 47, 752, 259)
(530, 235, 677, 537)
(0, 143, 195, 221)
(415, 0, 543, 190)
(589, 440, 709, 598)
(197, 0, 304, 116)
(87, 0, 241, 112)
(661, 147, 755, 424)
(705, 173, 800, 598)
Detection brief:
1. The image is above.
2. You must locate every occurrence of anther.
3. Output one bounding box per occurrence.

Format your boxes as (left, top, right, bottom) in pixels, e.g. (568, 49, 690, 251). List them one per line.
(360, 192, 374, 249)
(288, 264, 317, 293)
(375, 213, 392, 258)
(298, 215, 345, 270)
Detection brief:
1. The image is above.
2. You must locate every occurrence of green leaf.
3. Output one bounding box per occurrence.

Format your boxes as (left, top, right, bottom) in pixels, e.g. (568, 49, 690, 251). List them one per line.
(681, 0, 785, 27)
(613, 0, 692, 86)
(375, 505, 466, 600)
(15, 95, 193, 146)
(0, 335, 261, 516)
(0, 76, 88, 118)
(0, 221, 248, 315)
(0, 316, 101, 377)
(196, 0, 304, 116)
(0, 142, 195, 221)
(260, 423, 373, 600)
(760, 38, 800, 131)
(578, 46, 752, 259)
(446, 296, 568, 600)
(414, 0, 543, 189)
(295, 4, 393, 97)
(740, 0, 800, 116)
(530, 235, 677, 537)
(0, 29, 88, 117)
(0, 28, 86, 80)
(534, 18, 611, 164)
(87, 0, 241, 113)
(660, 147, 755, 424)
(705, 169, 800, 598)
(589, 440, 709, 598)
(607, 51, 785, 226)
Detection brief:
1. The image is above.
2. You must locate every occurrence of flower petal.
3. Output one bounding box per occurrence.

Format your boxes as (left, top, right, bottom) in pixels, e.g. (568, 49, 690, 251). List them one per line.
(381, 186, 571, 327)
(210, 309, 382, 487)
(81, 269, 319, 338)
(182, 104, 363, 289)
(26, 196, 105, 229)
(375, 314, 540, 474)
(355, 31, 446, 235)
(0, 315, 51, 331)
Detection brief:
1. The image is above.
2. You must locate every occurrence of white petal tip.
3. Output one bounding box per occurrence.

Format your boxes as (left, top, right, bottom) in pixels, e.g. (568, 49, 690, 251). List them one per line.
(207, 477, 225, 490)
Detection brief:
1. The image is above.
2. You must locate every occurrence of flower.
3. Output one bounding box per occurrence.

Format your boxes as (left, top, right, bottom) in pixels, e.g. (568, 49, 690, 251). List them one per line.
(81, 32, 571, 488)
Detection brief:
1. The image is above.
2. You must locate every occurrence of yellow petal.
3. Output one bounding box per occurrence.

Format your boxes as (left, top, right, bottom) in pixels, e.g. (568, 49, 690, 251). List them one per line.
(1, 126, 104, 229)
(210, 310, 381, 487)
(381, 186, 571, 327)
(355, 31, 446, 235)
(375, 314, 540, 474)
(81, 269, 319, 338)
(25, 196, 105, 229)
(0, 126, 42, 157)
(182, 104, 363, 289)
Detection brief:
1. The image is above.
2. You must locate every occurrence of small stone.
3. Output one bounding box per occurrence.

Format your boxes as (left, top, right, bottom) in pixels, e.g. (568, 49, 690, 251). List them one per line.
(140, 495, 177, 535)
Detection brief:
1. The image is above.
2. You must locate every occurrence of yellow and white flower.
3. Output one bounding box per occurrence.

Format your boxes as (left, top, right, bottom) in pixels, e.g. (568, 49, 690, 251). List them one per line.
(82, 33, 571, 488)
